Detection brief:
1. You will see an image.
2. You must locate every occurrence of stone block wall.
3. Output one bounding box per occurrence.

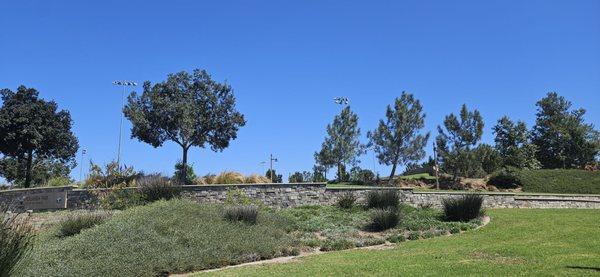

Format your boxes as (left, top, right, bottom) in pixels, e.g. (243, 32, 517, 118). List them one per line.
(1, 183, 599, 211)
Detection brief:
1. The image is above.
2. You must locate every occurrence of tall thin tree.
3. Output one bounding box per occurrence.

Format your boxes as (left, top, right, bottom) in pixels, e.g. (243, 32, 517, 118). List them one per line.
(315, 106, 365, 182)
(367, 92, 429, 184)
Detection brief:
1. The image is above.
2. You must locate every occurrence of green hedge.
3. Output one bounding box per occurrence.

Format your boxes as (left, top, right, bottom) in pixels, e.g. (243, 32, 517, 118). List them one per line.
(519, 169, 600, 194)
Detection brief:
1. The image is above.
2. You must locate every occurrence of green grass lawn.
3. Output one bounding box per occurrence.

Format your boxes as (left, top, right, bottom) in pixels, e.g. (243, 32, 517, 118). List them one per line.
(199, 209, 600, 276)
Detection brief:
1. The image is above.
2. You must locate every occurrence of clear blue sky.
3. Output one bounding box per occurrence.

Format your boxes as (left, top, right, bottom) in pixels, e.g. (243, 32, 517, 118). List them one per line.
(1, 1, 599, 182)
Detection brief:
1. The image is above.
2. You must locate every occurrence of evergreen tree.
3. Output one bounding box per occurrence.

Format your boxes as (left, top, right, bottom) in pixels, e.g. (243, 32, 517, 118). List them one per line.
(367, 92, 429, 184)
(436, 104, 484, 181)
(314, 106, 365, 182)
(0, 86, 79, 187)
(493, 116, 541, 169)
(532, 92, 600, 168)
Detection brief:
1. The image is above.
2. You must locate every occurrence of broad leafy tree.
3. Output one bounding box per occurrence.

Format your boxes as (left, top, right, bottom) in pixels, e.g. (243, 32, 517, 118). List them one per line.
(314, 106, 365, 182)
(493, 116, 541, 169)
(0, 86, 79, 187)
(367, 92, 429, 183)
(436, 104, 484, 181)
(124, 69, 246, 183)
(0, 157, 71, 187)
(532, 92, 600, 168)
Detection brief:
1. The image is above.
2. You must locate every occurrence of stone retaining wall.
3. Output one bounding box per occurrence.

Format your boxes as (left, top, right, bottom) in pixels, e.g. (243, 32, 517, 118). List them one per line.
(1, 183, 599, 211)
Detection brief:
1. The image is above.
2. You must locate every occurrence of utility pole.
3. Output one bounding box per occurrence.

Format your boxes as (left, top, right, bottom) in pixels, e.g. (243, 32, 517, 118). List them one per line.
(112, 80, 137, 167)
(433, 142, 440, 190)
(269, 154, 278, 182)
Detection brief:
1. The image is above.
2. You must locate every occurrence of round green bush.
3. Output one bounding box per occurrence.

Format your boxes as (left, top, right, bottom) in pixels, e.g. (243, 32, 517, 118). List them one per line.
(487, 167, 522, 189)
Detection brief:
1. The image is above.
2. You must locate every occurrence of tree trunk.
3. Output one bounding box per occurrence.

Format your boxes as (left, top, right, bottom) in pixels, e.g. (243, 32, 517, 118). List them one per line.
(388, 163, 397, 185)
(25, 150, 33, 188)
(181, 146, 189, 184)
(337, 162, 342, 183)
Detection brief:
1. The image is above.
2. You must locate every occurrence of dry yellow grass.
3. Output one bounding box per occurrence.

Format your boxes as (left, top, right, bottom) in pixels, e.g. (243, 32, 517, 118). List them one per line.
(215, 171, 245, 184)
(244, 174, 270, 184)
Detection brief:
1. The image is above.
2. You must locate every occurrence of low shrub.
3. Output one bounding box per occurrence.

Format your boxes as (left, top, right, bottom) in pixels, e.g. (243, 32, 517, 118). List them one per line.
(47, 176, 72, 187)
(368, 208, 400, 231)
(487, 167, 522, 189)
(320, 238, 355, 251)
(215, 171, 246, 184)
(442, 194, 485, 222)
(136, 174, 182, 202)
(223, 205, 259, 224)
(386, 233, 406, 243)
(99, 188, 144, 210)
(366, 190, 399, 210)
(407, 231, 421, 240)
(1, 203, 33, 277)
(58, 213, 109, 238)
(336, 192, 356, 209)
(17, 200, 293, 276)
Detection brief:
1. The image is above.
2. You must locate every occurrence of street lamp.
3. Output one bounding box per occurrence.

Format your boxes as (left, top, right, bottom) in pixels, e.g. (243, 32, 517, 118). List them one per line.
(112, 80, 137, 167)
(79, 149, 86, 183)
(268, 154, 278, 182)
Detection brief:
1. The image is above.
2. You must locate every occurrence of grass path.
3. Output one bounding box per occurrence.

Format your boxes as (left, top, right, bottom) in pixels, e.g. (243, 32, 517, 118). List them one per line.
(198, 209, 600, 276)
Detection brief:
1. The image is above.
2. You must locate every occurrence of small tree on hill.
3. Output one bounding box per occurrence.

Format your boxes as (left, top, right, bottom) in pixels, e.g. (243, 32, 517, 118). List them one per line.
(436, 104, 484, 181)
(367, 92, 429, 184)
(124, 69, 246, 183)
(0, 86, 79, 187)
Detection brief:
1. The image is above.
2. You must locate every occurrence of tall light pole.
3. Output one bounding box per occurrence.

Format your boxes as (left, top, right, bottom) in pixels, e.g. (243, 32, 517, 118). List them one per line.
(112, 80, 137, 167)
(79, 149, 86, 183)
(333, 97, 349, 182)
(433, 142, 440, 190)
(269, 154, 278, 183)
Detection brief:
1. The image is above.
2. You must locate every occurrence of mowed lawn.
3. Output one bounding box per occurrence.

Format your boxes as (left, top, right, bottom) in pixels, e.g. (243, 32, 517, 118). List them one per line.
(200, 209, 600, 276)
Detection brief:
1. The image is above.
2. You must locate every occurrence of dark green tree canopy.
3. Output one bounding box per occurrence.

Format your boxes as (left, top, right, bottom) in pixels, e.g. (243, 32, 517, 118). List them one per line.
(436, 104, 484, 180)
(314, 106, 365, 181)
(0, 86, 78, 187)
(493, 116, 540, 169)
(124, 69, 246, 182)
(367, 92, 429, 181)
(532, 92, 599, 168)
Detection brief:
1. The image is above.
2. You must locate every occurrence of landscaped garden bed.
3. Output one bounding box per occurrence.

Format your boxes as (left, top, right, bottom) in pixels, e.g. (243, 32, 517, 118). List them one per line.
(12, 192, 486, 276)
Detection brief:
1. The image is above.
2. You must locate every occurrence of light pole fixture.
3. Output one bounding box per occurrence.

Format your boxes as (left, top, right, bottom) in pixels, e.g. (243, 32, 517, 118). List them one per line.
(112, 80, 137, 167)
(333, 96, 349, 106)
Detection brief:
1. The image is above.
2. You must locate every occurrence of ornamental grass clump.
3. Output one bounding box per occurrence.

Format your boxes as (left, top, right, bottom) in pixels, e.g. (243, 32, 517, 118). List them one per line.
(442, 194, 485, 222)
(215, 171, 246, 184)
(244, 174, 270, 184)
(366, 190, 399, 210)
(1, 204, 33, 277)
(337, 192, 357, 209)
(136, 174, 182, 202)
(224, 205, 259, 224)
(368, 208, 400, 231)
(58, 212, 110, 238)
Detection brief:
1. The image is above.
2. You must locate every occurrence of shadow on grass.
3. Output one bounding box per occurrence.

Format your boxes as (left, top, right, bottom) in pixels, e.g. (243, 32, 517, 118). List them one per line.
(566, 266, 600, 272)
